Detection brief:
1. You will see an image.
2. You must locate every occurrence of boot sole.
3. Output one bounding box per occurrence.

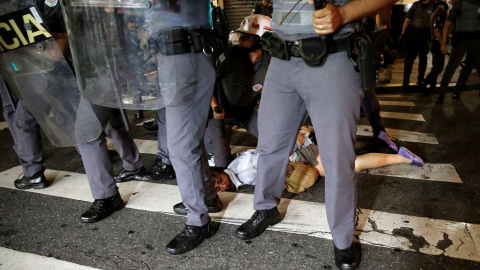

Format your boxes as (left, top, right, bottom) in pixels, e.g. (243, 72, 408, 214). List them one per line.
(14, 183, 49, 190)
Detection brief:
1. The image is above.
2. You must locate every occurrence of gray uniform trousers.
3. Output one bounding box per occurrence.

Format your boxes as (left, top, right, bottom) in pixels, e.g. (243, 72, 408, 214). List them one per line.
(77, 101, 143, 199)
(438, 38, 480, 95)
(0, 79, 44, 177)
(159, 51, 217, 227)
(254, 53, 363, 250)
(155, 107, 170, 165)
(205, 109, 259, 168)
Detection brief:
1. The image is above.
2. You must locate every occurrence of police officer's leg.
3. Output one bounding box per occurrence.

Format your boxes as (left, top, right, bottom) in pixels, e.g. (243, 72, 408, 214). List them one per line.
(302, 53, 362, 250)
(0, 80, 19, 152)
(417, 39, 429, 85)
(106, 109, 145, 182)
(164, 52, 220, 254)
(164, 52, 217, 226)
(244, 108, 259, 138)
(466, 40, 480, 83)
(0, 81, 48, 189)
(361, 88, 383, 135)
(403, 35, 418, 89)
(77, 102, 124, 223)
(361, 88, 397, 152)
(135, 107, 175, 181)
(454, 54, 473, 95)
(156, 107, 171, 165)
(78, 104, 118, 199)
(14, 100, 45, 178)
(253, 57, 307, 211)
(436, 40, 468, 103)
(235, 58, 305, 240)
(205, 117, 233, 168)
(424, 42, 445, 93)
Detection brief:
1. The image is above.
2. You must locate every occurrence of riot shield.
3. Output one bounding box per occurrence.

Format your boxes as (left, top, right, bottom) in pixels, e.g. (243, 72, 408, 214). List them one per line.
(0, 0, 102, 147)
(61, 0, 179, 110)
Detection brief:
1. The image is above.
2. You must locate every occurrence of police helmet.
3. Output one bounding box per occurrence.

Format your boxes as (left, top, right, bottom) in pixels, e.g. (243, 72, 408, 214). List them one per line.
(237, 14, 273, 37)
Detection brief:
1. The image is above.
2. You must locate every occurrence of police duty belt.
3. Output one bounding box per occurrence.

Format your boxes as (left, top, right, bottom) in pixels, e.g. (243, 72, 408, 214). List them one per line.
(261, 31, 349, 67)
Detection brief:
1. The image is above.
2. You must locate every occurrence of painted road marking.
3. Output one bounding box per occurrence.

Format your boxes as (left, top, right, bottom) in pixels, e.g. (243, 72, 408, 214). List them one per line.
(106, 138, 158, 155)
(0, 166, 477, 263)
(135, 119, 155, 126)
(361, 163, 462, 183)
(376, 94, 404, 98)
(379, 101, 416, 107)
(0, 247, 99, 270)
(0, 122, 8, 131)
(380, 112, 425, 122)
(357, 125, 439, 144)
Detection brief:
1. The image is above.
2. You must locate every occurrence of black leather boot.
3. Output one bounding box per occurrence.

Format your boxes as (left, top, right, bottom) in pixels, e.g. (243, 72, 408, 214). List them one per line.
(166, 220, 219, 255)
(114, 167, 145, 183)
(135, 157, 175, 181)
(235, 207, 281, 240)
(142, 120, 158, 131)
(14, 171, 49, 189)
(173, 196, 223, 215)
(80, 193, 125, 223)
(334, 243, 360, 270)
(435, 94, 445, 104)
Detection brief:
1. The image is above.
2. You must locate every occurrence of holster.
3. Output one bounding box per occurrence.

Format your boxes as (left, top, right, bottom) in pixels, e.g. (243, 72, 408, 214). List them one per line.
(261, 31, 290, 61)
(354, 34, 384, 90)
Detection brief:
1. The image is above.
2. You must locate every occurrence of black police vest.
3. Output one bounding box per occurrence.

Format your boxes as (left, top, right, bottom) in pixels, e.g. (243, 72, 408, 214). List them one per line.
(455, 0, 480, 33)
(410, 1, 437, 29)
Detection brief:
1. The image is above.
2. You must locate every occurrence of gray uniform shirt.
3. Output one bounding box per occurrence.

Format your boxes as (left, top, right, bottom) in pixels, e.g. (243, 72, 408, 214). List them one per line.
(270, 0, 358, 41)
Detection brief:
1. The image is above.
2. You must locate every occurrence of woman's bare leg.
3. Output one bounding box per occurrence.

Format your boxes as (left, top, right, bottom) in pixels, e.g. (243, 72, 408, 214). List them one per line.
(354, 153, 411, 172)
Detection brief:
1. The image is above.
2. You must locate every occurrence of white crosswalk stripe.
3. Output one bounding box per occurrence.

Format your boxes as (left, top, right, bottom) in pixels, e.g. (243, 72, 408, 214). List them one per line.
(357, 125, 439, 144)
(0, 247, 99, 270)
(360, 163, 461, 183)
(379, 100, 416, 107)
(0, 166, 478, 263)
(380, 112, 425, 121)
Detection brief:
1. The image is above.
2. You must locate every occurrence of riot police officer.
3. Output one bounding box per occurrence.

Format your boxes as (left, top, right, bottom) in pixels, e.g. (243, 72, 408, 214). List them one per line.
(152, 0, 222, 255)
(0, 0, 72, 189)
(400, 0, 437, 91)
(435, 0, 480, 104)
(0, 76, 48, 189)
(234, 1, 398, 269)
(420, 1, 449, 94)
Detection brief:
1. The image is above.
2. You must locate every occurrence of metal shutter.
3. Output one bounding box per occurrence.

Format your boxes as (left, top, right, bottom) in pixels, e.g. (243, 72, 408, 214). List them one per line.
(223, 0, 259, 32)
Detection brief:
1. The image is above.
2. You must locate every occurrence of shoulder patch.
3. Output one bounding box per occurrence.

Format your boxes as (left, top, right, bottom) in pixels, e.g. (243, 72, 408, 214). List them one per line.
(219, 53, 226, 63)
(45, 0, 58, 7)
(252, 84, 262, 92)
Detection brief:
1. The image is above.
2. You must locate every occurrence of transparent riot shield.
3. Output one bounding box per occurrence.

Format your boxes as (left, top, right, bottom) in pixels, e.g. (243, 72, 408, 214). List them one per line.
(61, 0, 178, 110)
(0, 0, 102, 147)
